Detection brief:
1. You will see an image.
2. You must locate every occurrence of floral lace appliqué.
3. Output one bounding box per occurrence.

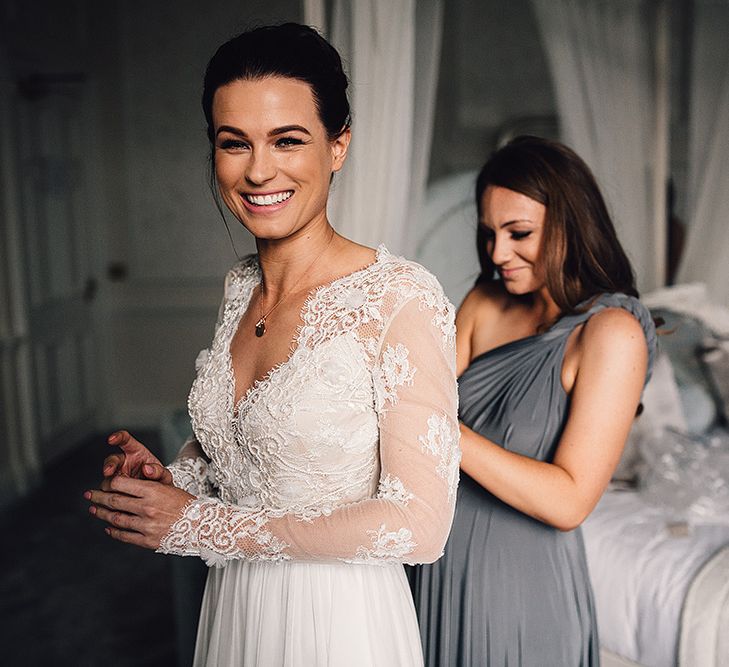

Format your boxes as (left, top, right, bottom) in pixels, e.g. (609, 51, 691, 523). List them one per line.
(355, 524, 417, 561)
(377, 474, 414, 505)
(373, 343, 416, 409)
(419, 413, 461, 499)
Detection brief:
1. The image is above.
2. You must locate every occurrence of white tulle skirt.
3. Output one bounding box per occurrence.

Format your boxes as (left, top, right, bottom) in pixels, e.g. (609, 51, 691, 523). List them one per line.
(193, 560, 424, 666)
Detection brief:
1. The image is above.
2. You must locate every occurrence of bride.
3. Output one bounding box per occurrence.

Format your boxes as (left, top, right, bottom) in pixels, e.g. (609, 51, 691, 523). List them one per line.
(85, 23, 459, 666)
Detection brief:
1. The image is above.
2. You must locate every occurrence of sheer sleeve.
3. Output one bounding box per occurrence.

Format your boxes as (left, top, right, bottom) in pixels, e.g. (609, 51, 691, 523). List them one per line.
(157, 292, 459, 567)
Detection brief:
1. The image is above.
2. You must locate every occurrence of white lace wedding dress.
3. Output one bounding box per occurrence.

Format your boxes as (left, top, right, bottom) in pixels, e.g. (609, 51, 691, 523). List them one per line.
(160, 246, 460, 666)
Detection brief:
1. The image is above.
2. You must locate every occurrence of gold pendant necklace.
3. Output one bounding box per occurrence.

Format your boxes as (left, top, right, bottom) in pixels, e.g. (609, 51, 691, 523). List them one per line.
(254, 318, 267, 337)
(255, 231, 335, 337)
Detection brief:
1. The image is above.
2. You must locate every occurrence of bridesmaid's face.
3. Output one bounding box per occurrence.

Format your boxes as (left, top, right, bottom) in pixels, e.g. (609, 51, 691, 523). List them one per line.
(479, 185, 546, 295)
(212, 76, 350, 241)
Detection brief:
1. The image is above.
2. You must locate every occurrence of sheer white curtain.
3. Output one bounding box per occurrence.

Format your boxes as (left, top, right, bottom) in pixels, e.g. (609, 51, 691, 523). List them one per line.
(531, 0, 663, 292)
(303, 0, 443, 256)
(676, 1, 729, 306)
(302, 0, 326, 33)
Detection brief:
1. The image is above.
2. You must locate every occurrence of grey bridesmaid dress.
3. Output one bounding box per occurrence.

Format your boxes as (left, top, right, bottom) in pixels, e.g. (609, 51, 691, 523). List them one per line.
(408, 293, 656, 667)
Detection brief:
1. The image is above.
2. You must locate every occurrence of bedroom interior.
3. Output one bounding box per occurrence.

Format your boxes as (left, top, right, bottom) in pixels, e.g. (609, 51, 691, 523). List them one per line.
(1, 0, 728, 665)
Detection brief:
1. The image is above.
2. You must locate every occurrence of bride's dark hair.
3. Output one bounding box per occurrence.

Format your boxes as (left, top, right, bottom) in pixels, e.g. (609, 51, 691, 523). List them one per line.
(475, 135, 638, 312)
(202, 23, 351, 143)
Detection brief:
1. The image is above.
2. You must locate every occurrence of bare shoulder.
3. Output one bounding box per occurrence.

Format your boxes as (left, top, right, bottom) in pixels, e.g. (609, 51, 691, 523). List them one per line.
(456, 283, 515, 372)
(581, 307, 649, 359)
(459, 281, 508, 319)
(584, 306, 646, 337)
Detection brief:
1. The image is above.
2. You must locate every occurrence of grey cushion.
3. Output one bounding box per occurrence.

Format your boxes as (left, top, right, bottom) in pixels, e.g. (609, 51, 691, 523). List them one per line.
(700, 338, 729, 423)
(652, 308, 718, 434)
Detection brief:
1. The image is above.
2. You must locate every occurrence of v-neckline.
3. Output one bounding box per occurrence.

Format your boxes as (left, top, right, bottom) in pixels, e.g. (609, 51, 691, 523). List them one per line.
(226, 246, 388, 415)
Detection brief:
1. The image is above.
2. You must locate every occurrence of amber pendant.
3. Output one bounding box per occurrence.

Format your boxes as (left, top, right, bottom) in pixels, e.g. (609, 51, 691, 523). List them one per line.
(255, 318, 266, 337)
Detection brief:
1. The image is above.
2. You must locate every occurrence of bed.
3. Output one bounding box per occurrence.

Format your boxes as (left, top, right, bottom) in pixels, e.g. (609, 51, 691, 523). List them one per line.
(417, 173, 729, 667)
(584, 492, 729, 667)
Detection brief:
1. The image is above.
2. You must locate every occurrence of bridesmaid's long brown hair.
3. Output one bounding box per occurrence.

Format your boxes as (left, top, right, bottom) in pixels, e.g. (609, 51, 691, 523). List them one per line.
(475, 136, 638, 313)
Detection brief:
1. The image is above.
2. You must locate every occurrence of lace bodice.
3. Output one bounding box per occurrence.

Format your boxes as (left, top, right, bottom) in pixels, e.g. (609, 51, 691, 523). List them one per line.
(160, 246, 460, 567)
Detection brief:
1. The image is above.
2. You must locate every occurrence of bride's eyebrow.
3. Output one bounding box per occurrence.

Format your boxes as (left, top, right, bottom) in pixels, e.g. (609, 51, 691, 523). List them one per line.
(268, 125, 311, 137)
(215, 125, 312, 138)
(216, 125, 246, 137)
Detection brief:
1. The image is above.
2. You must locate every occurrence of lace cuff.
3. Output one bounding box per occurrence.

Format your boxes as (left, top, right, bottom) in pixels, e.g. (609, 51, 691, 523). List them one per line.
(166, 457, 215, 497)
(156, 498, 290, 567)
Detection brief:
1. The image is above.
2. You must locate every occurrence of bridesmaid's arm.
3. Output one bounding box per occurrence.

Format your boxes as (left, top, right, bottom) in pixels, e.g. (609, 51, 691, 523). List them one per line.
(460, 308, 648, 530)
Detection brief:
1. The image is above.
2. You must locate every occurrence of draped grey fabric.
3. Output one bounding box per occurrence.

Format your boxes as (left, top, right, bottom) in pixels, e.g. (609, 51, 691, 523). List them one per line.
(408, 293, 656, 667)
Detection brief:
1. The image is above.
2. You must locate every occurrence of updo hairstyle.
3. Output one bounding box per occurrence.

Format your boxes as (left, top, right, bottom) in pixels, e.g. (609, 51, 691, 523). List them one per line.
(201, 23, 351, 142)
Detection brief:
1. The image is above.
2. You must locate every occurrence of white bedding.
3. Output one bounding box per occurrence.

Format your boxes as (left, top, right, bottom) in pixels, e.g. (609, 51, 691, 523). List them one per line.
(582, 490, 729, 666)
(679, 546, 729, 666)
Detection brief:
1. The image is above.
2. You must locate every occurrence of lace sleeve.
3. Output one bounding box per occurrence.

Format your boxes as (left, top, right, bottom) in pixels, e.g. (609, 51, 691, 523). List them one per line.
(157, 292, 460, 566)
(166, 437, 215, 497)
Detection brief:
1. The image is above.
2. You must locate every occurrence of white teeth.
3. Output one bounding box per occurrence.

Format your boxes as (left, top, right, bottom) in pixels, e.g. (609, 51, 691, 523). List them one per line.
(246, 191, 293, 206)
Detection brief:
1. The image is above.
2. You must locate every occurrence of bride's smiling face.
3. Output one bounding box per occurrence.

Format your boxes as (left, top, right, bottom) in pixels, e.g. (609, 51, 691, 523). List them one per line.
(213, 76, 350, 240)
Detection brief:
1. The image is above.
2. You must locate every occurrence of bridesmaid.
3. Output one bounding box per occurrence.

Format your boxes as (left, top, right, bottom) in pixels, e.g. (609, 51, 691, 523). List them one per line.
(409, 136, 656, 666)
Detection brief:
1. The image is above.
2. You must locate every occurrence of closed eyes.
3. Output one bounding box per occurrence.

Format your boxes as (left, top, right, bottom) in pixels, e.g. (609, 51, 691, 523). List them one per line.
(480, 228, 532, 242)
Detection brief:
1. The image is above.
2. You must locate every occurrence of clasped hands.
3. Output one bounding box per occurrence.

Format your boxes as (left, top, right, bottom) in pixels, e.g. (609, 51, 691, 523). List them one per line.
(85, 430, 194, 550)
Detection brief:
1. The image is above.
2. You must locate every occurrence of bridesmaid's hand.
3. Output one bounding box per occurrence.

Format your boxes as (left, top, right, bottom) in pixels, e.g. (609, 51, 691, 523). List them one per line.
(85, 476, 194, 550)
(101, 430, 173, 488)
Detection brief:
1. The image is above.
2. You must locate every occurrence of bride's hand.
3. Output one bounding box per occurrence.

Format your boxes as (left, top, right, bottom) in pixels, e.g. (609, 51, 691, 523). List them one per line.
(86, 476, 194, 550)
(101, 430, 173, 488)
